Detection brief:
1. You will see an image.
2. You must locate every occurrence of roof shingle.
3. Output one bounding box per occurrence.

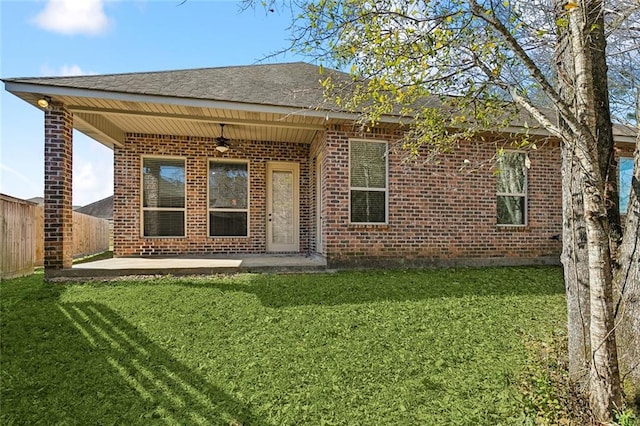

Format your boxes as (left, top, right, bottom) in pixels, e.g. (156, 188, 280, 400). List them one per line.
(4, 62, 348, 109)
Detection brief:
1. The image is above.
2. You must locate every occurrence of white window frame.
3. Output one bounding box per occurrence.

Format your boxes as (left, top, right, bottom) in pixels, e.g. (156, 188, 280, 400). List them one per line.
(140, 155, 187, 238)
(208, 159, 250, 238)
(496, 150, 528, 227)
(619, 156, 633, 214)
(348, 139, 389, 224)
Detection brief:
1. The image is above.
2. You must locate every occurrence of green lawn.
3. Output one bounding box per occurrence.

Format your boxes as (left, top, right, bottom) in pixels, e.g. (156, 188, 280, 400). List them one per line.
(1, 267, 566, 425)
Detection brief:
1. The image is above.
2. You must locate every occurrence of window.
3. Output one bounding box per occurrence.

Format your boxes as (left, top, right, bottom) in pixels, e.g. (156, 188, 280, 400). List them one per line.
(497, 151, 527, 225)
(209, 161, 249, 237)
(350, 140, 388, 223)
(142, 157, 185, 237)
(619, 157, 633, 214)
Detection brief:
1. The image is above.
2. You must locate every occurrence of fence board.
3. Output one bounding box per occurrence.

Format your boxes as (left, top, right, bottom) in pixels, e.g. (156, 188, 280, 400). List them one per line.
(35, 206, 44, 267)
(1, 196, 110, 278)
(1, 195, 37, 279)
(72, 210, 110, 259)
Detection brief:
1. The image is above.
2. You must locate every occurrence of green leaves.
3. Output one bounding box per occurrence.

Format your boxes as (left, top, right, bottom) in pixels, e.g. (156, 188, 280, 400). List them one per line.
(304, 0, 544, 158)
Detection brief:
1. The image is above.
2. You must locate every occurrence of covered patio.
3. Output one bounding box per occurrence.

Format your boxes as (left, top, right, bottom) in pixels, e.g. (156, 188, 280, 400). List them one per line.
(2, 63, 353, 280)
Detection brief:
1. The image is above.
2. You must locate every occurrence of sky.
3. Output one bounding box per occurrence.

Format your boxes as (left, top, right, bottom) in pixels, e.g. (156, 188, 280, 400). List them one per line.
(0, 0, 302, 206)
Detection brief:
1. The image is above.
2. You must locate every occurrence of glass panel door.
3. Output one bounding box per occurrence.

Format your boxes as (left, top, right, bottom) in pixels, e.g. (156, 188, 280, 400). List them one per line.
(267, 162, 299, 252)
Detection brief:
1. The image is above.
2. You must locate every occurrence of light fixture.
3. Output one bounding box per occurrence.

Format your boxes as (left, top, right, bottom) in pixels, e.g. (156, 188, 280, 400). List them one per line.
(215, 123, 230, 153)
(37, 96, 51, 109)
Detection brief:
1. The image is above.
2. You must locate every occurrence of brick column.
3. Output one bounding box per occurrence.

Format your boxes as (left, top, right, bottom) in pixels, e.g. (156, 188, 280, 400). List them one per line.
(44, 103, 73, 274)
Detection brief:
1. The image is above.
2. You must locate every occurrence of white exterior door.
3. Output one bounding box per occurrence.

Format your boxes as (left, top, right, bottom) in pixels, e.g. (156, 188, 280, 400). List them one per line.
(266, 162, 299, 252)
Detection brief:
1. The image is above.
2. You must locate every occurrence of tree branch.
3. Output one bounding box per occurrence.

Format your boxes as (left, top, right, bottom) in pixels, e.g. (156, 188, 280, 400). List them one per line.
(467, 0, 592, 142)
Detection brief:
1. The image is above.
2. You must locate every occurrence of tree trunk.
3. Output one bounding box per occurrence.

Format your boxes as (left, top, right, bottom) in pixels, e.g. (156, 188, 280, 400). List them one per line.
(614, 97, 640, 404)
(583, 176, 623, 419)
(561, 145, 592, 387)
(566, 0, 622, 420)
(588, 3, 622, 249)
(554, 0, 593, 388)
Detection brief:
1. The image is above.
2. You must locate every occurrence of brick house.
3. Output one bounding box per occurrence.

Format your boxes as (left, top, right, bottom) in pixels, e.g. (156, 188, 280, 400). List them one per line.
(3, 62, 636, 274)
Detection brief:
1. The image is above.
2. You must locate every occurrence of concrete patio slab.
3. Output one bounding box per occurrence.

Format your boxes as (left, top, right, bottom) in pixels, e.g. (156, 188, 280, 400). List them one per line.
(49, 254, 328, 279)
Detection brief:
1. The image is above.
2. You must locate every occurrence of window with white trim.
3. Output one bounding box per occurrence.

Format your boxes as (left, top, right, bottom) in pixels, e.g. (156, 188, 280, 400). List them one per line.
(209, 160, 249, 237)
(350, 140, 388, 223)
(619, 157, 633, 214)
(497, 151, 527, 226)
(142, 157, 186, 237)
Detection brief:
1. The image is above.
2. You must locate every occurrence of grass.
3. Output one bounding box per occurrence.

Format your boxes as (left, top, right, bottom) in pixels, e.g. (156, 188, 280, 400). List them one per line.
(1, 267, 566, 425)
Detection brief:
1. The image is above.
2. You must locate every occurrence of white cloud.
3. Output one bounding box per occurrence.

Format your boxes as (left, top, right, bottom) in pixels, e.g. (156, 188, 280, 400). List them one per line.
(73, 161, 113, 206)
(40, 64, 96, 77)
(59, 64, 86, 76)
(33, 0, 111, 36)
(73, 133, 114, 206)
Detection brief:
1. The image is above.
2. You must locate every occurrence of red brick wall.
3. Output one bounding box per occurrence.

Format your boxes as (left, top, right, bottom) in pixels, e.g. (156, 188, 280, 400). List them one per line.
(618, 143, 636, 159)
(320, 126, 563, 266)
(113, 134, 310, 256)
(113, 128, 563, 265)
(44, 103, 74, 270)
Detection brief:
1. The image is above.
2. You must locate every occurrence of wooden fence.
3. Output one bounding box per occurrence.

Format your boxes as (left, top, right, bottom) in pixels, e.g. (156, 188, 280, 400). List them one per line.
(1, 195, 38, 279)
(1, 195, 110, 279)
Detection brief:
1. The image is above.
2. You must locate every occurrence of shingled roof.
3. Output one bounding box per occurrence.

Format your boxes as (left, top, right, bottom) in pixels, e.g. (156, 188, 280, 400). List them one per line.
(4, 62, 347, 110)
(3, 62, 636, 143)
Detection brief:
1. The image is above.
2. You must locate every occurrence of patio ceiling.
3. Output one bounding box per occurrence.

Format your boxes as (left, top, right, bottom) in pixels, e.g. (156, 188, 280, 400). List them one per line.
(6, 88, 337, 149)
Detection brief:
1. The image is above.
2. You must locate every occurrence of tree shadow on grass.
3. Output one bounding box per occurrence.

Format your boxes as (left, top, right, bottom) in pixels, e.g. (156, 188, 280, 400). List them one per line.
(1, 276, 266, 425)
(178, 266, 565, 308)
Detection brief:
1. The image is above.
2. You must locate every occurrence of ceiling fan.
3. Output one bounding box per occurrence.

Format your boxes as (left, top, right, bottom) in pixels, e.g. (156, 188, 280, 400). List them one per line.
(215, 123, 230, 153)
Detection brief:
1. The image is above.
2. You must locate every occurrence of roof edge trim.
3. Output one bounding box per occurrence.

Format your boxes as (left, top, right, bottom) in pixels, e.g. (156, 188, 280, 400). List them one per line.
(4, 80, 379, 122)
(5, 81, 635, 141)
